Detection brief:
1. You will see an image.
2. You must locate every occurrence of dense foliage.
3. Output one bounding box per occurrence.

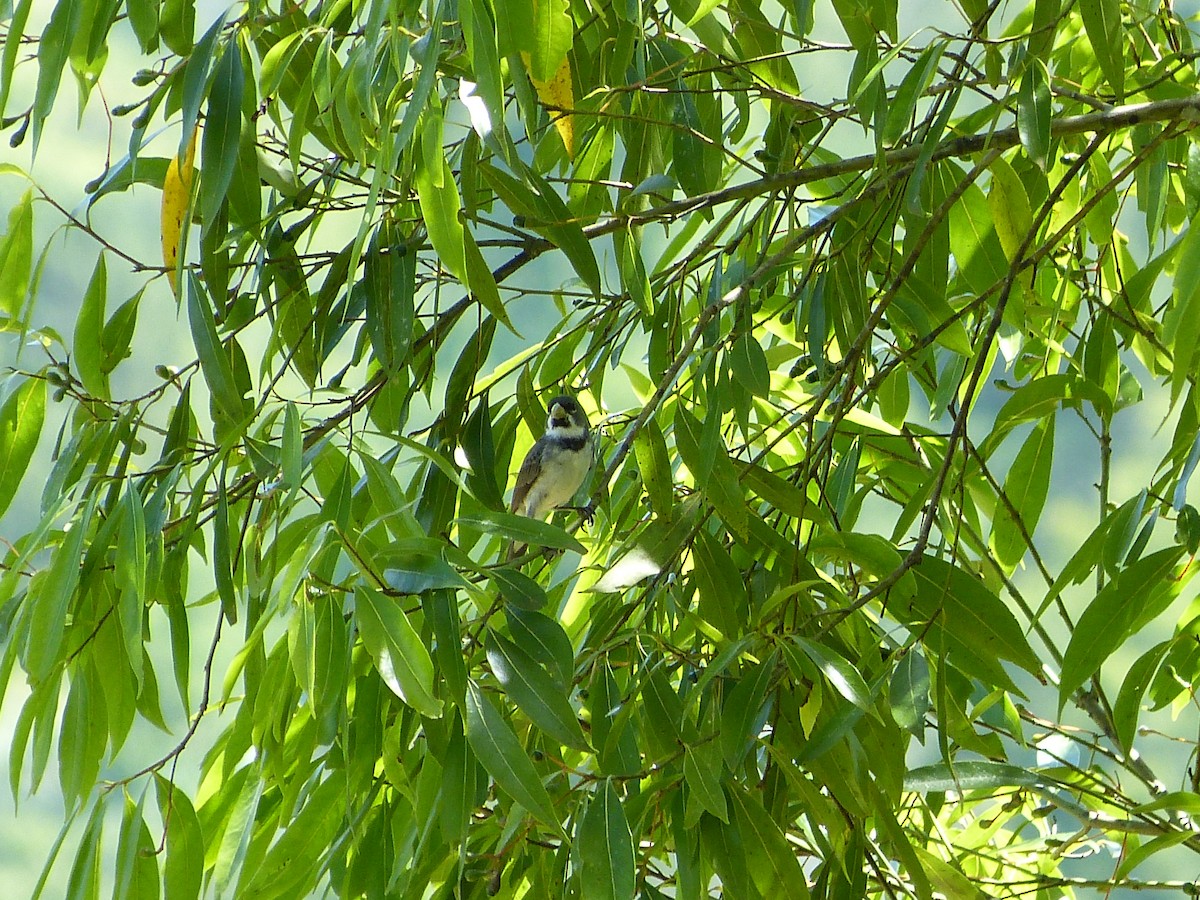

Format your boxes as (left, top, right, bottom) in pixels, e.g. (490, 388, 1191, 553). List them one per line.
(4, 0, 1200, 896)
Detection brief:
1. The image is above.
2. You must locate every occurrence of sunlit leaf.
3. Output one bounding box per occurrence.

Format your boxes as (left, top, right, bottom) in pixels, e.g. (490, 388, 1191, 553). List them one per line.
(355, 586, 442, 718)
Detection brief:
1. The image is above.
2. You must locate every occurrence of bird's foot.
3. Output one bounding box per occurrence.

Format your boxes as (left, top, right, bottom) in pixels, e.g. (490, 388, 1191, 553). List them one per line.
(573, 502, 596, 527)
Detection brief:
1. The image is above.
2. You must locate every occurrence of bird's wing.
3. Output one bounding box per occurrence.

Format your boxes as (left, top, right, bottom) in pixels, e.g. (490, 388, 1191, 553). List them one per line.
(509, 439, 546, 513)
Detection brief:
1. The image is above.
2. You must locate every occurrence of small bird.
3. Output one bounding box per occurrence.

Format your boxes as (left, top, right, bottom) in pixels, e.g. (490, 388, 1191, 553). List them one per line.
(509, 395, 593, 556)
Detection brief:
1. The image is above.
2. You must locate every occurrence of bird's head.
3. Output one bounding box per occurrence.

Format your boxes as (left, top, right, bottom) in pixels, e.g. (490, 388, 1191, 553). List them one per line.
(546, 395, 589, 438)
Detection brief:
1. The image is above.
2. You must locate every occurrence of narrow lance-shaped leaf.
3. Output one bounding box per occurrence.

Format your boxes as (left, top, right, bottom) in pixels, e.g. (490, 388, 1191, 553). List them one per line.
(0, 376, 46, 521)
(213, 474, 238, 625)
(0, 188, 33, 319)
(186, 275, 244, 425)
(415, 104, 467, 284)
(464, 680, 563, 835)
(27, 494, 96, 682)
(30, 0, 83, 153)
(577, 780, 635, 900)
(73, 254, 108, 398)
(991, 417, 1056, 571)
(212, 762, 265, 898)
(117, 483, 147, 688)
(154, 775, 203, 900)
(355, 586, 442, 718)
(485, 631, 589, 750)
(1017, 60, 1051, 170)
(727, 783, 810, 899)
(200, 37, 245, 228)
(1059, 547, 1188, 709)
(1165, 218, 1200, 407)
(902, 555, 1041, 692)
(1079, 0, 1124, 99)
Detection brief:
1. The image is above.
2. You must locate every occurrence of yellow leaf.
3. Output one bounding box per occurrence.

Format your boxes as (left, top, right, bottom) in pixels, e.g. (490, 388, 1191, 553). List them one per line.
(161, 129, 198, 295)
(524, 53, 575, 158)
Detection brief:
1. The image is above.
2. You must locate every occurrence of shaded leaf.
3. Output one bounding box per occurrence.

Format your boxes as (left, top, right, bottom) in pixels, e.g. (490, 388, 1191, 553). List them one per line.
(577, 780, 635, 900)
(485, 631, 588, 750)
(464, 680, 562, 834)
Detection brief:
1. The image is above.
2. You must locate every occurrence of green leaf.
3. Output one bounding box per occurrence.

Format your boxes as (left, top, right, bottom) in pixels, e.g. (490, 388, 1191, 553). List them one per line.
(282, 402, 302, 491)
(883, 40, 945, 147)
(28, 495, 95, 683)
(0, 376, 46, 521)
(180, 15, 227, 153)
(100, 291, 142, 377)
(364, 229, 416, 373)
(1113, 640, 1170, 753)
(212, 760, 264, 898)
(114, 788, 158, 900)
(31, 0, 84, 153)
(1059, 548, 1187, 709)
(485, 567, 548, 611)
(1017, 61, 1051, 169)
(905, 760, 1041, 792)
(1027, 0, 1061, 60)
(792, 636, 879, 719)
(674, 407, 747, 538)
(721, 655, 775, 769)
(727, 782, 810, 899)
(355, 586, 442, 718)
(392, 2, 443, 159)
(505, 608, 574, 688)
(456, 510, 586, 554)
(987, 155, 1033, 263)
(415, 107, 467, 284)
(438, 715, 477, 847)
(684, 742, 727, 823)
(200, 39, 244, 228)
(126, 0, 159, 51)
(1079, 0, 1124, 99)
(578, 780, 636, 900)
(0, 188, 33, 319)
(889, 650, 931, 738)
(990, 417, 1055, 571)
(1165, 216, 1200, 407)
(947, 177, 1009, 296)
(117, 483, 147, 688)
(58, 673, 106, 811)
(463, 227, 516, 334)
(160, 0, 197, 56)
(73, 254, 108, 398)
(634, 419, 675, 518)
(464, 680, 563, 834)
(186, 275, 245, 426)
(242, 775, 345, 897)
(0, 1, 34, 120)
(213, 476, 237, 624)
(981, 374, 1108, 457)
(485, 631, 588, 750)
(379, 554, 468, 595)
(729, 333, 770, 398)
(529, 0, 572, 83)
(64, 798, 104, 900)
(1133, 791, 1200, 815)
(901, 555, 1041, 691)
(478, 161, 601, 295)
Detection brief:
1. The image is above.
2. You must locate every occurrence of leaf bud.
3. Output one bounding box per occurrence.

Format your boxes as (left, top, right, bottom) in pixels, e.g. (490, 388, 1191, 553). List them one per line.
(9, 118, 28, 148)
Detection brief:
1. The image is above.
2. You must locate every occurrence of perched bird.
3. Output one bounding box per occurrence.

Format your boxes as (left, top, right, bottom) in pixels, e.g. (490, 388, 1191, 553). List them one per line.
(509, 395, 593, 556)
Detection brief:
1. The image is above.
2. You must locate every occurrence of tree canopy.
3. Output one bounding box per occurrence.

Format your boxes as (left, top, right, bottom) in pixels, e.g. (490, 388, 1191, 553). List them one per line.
(4, 0, 1200, 896)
